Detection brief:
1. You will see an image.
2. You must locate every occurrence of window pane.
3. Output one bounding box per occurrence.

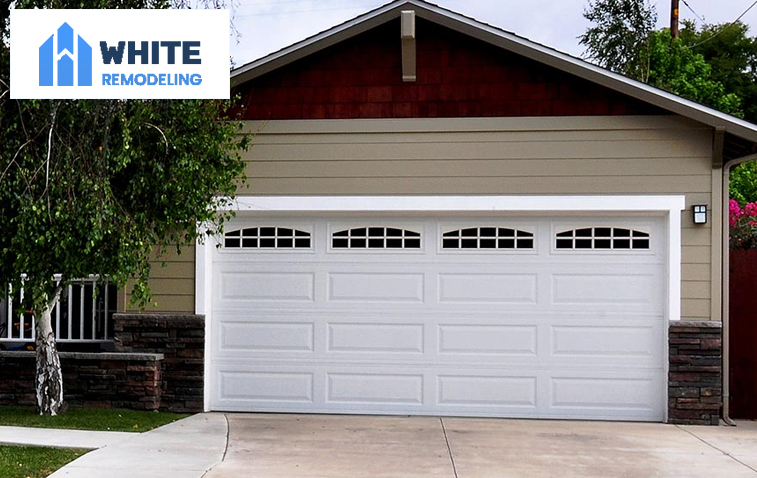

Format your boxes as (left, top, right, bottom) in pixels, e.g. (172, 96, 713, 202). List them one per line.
(518, 238, 534, 249)
(595, 239, 611, 249)
(225, 238, 240, 248)
(442, 238, 459, 249)
(497, 239, 515, 249)
(480, 227, 496, 237)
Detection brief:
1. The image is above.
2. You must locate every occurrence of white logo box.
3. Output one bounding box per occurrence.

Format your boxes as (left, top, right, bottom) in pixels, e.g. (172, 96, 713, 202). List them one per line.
(11, 9, 229, 99)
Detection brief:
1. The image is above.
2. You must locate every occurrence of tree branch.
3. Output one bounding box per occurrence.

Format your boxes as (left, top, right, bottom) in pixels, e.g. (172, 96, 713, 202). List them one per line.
(144, 121, 170, 154)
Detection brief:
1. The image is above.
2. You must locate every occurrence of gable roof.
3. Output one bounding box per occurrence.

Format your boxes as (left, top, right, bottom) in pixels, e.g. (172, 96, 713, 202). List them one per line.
(231, 0, 757, 161)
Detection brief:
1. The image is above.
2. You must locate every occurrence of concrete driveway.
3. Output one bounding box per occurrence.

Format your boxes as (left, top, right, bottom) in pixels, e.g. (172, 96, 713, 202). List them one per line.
(204, 414, 757, 478)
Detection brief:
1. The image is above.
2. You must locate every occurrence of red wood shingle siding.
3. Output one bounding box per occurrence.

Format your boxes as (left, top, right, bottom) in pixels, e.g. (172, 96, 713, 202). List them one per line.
(234, 18, 665, 120)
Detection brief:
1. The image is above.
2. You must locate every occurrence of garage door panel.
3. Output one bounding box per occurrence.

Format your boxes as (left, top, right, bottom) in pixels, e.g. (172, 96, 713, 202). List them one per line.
(551, 272, 662, 305)
(210, 216, 666, 421)
(549, 374, 663, 415)
(437, 273, 538, 304)
(327, 323, 425, 354)
(438, 325, 538, 356)
(327, 272, 425, 302)
(218, 370, 315, 404)
(437, 375, 538, 408)
(218, 271, 316, 302)
(550, 324, 661, 359)
(219, 321, 315, 352)
(326, 373, 425, 405)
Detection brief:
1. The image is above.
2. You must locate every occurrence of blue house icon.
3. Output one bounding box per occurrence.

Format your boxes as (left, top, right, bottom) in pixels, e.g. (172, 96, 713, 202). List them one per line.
(39, 22, 92, 86)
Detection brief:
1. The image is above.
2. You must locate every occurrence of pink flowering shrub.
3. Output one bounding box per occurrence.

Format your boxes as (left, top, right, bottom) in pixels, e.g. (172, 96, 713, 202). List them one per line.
(730, 199, 757, 249)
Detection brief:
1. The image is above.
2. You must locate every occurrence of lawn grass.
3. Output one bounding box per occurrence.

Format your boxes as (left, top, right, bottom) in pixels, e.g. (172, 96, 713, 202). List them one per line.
(0, 407, 189, 432)
(0, 445, 87, 478)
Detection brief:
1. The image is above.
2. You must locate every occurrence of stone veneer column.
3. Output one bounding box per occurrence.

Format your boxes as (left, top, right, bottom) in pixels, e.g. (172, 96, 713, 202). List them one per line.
(668, 320, 722, 425)
(114, 314, 205, 413)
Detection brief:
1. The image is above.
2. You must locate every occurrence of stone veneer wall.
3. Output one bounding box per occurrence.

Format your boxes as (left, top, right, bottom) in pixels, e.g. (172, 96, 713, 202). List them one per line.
(0, 351, 163, 410)
(114, 313, 205, 413)
(668, 320, 722, 425)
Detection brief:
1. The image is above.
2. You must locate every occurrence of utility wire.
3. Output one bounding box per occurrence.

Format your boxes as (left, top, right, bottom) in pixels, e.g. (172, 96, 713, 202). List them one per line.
(687, 0, 757, 48)
(681, 0, 705, 23)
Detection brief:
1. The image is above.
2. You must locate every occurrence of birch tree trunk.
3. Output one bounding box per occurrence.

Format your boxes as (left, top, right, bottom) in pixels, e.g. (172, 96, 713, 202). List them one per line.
(35, 292, 64, 415)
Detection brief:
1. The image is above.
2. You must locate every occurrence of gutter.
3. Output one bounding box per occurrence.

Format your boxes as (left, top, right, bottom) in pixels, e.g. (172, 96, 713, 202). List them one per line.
(721, 151, 757, 426)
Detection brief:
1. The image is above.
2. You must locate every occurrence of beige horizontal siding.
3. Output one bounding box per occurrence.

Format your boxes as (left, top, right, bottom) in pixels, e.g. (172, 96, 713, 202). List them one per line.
(123, 244, 195, 313)
(682, 299, 711, 318)
(244, 176, 711, 195)
(249, 158, 711, 178)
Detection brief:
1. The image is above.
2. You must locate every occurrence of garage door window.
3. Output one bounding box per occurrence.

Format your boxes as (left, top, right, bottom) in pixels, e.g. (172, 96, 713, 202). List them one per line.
(442, 227, 534, 250)
(555, 227, 649, 250)
(224, 227, 311, 249)
(332, 227, 421, 249)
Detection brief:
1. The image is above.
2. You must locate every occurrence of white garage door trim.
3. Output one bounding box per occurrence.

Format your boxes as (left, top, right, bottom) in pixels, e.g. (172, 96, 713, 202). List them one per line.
(196, 195, 686, 415)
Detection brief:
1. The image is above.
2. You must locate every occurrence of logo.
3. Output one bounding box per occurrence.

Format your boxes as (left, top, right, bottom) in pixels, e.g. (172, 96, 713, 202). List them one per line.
(39, 22, 92, 87)
(11, 10, 229, 99)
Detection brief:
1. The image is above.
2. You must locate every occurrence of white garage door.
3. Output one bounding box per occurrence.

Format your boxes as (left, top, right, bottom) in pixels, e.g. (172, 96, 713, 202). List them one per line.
(209, 216, 666, 421)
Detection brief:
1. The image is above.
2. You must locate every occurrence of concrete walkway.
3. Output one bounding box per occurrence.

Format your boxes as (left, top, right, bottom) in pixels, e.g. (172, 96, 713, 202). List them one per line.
(0, 426, 133, 449)
(3, 413, 757, 477)
(0, 413, 228, 478)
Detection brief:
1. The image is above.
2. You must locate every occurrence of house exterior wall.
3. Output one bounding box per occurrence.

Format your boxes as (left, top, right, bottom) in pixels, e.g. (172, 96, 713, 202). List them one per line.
(131, 115, 714, 321)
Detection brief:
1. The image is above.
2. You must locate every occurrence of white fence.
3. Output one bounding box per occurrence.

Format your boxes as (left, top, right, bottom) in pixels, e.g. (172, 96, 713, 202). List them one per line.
(0, 276, 116, 344)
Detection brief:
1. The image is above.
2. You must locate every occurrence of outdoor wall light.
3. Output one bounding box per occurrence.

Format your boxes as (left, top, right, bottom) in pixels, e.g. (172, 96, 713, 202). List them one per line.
(693, 205, 707, 225)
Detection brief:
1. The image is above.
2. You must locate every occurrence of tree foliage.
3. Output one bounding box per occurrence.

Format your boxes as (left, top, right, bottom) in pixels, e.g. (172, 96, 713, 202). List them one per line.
(646, 29, 742, 116)
(579, 0, 657, 81)
(0, 0, 248, 414)
(581, 0, 757, 204)
(680, 21, 757, 123)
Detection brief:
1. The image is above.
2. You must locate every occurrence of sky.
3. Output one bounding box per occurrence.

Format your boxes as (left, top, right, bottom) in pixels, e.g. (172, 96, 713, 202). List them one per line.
(228, 0, 757, 69)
